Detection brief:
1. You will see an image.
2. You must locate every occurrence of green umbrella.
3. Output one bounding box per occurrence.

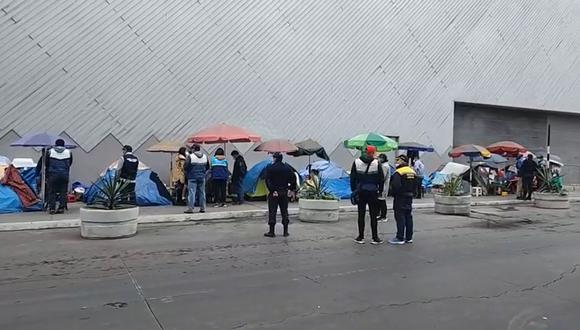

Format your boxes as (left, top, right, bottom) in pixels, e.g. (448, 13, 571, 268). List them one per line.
(343, 132, 398, 152)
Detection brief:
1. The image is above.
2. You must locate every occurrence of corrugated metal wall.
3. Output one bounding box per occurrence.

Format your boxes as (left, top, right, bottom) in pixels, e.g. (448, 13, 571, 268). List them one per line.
(1, 0, 580, 157)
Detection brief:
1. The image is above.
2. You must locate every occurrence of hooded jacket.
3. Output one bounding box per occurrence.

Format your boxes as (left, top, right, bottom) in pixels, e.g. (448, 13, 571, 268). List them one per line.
(46, 147, 72, 177)
(350, 155, 384, 194)
(172, 154, 187, 184)
(232, 155, 247, 182)
(185, 151, 209, 181)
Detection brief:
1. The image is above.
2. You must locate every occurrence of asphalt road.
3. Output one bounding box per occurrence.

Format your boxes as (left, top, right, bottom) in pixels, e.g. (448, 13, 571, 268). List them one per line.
(1, 205, 579, 330)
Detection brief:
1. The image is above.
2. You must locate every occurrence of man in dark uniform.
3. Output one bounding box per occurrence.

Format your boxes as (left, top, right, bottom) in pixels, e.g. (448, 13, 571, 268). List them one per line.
(230, 150, 247, 205)
(264, 152, 297, 238)
(118, 145, 139, 205)
(520, 154, 538, 201)
(389, 155, 417, 245)
(45, 139, 73, 214)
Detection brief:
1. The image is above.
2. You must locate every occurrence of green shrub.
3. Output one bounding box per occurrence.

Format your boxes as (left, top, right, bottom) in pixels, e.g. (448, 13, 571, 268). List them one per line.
(441, 175, 465, 196)
(299, 176, 338, 201)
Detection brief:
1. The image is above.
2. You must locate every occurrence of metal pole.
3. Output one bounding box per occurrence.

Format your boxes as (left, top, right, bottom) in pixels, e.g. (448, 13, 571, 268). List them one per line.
(546, 124, 551, 166)
(41, 148, 46, 209)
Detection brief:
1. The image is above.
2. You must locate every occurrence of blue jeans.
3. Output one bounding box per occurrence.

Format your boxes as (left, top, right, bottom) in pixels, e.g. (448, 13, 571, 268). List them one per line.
(187, 178, 206, 210)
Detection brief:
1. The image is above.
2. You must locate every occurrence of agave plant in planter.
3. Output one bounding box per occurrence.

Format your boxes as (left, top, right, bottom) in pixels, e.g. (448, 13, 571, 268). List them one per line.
(298, 176, 340, 222)
(534, 166, 569, 209)
(81, 173, 140, 239)
(434, 175, 471, 215)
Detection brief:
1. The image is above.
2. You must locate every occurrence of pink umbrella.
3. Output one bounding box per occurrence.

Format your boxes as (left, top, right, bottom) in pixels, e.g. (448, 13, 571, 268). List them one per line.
(254, 139, 298, 153)
(186, 123, 261, 144)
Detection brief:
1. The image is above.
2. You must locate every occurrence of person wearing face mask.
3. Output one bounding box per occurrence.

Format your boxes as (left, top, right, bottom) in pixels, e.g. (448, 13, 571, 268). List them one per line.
(264, 152, 297, 238)
(118, 145, 139, 205)
(389, 155, 417, 245)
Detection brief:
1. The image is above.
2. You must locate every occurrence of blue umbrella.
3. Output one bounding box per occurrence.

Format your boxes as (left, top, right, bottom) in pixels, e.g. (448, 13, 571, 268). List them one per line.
(398, 142, 435, 152)
(10, 133, 77, 148)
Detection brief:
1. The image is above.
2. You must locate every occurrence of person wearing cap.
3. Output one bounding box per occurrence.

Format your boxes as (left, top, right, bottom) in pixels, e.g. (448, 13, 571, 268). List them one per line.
(389, 154, 417, 245)
(264, 152, 297, 237)
(44, 139, 73, 214)
(118, 145, 139, 205)
(350, 146, 385, 245)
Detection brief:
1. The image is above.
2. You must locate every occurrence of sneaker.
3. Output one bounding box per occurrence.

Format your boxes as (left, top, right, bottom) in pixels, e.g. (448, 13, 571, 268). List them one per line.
(388, 238, 406, 245)
(214, 204, 220, 208)
(353, 237, 365, 244)
(378, 217, 388, 223)
(184, 209, 193, 214)
(56, 209, 65, 214)
(48, 209, 56, 215)
(405, 239, 413, 244)
(199, 209, 206, 213)
(371, 238, 384, 245)
(264, 232, 276, 238)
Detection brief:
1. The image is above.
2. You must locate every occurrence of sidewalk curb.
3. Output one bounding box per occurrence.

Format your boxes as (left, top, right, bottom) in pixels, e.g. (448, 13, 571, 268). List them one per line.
(1, 198, 579, 232)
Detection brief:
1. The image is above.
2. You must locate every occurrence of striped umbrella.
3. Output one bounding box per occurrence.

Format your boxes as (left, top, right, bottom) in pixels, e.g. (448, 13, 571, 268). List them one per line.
(343, 132, 398, 152)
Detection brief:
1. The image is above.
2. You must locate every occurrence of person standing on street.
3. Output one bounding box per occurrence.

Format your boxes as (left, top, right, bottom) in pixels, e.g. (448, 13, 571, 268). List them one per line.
(350, 146, 385, 245)
(118, 145, 139, 205)
(230, 150, 247, 205)
(520, 154, 538, 201)
(413, 155, 425, 199)
(172, 147, 187, 206)
(389, 155, 416, 245)
(45, 139, 73, 214)
(211, 148, 229, 207)
(515, 154, 524, 199)
(184, 144, 209, 213)
(377, 154, 391, 222)
(264, 152, 296, 238)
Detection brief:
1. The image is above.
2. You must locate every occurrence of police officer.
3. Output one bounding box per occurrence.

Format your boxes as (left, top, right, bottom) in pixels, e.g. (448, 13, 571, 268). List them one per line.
(389, 155, 416, 245)
(45, 139, 73, 214)
(350, 146, 385, 245)
(264, 152, 297, 238)
(118, 145, 139, 205)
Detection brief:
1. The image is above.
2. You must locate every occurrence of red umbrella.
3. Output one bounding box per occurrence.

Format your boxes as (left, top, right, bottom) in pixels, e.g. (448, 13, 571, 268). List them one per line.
(254, 139, 298, 153)
(186, 123, 261, 144)
(486, 141, 527, 156)
(449, 144, 491, 158)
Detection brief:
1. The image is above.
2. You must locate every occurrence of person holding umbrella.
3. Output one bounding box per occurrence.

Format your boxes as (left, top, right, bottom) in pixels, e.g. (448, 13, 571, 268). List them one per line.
(350, 145, 385, 245)
(41, 139, 73, 214)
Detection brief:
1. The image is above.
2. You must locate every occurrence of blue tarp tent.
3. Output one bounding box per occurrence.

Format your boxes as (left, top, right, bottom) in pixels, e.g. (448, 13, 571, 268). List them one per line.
(84, 162, 172, 207)
(0, 167, 42, 214)
(300, 161, 352, 199)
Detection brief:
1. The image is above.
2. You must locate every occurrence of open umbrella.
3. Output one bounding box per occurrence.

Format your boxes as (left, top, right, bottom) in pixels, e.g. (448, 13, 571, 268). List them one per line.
(10, 133, 77, 148)
(147, 140, 185, 186)
(288, 139, 330, 161)
(449, 144, 491, 186)
(344, 132, 398, 152)
(10, 133, 77, 205)
(398, 142, 435, 152)
(186, 123, 261, 144)
(254, 139, 298, 153)
(486, 141, 527, 157)
(472, 154, 509, 169)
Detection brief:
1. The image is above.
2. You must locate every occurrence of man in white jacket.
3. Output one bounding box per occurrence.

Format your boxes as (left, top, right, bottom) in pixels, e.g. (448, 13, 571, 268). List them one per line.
(378, 154, 391, 222)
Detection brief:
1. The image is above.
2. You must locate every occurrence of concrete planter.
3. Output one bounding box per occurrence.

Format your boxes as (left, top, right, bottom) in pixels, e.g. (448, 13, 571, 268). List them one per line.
(434, 194, 471, 215)
(299, 199, 340, 223)
(81, 207, 139, 239)
(534, 192, 570, 209)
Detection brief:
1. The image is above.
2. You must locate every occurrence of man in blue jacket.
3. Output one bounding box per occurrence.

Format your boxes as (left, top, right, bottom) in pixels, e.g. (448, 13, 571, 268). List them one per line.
(184, 144, 209, 213)
(45, 139, 73, 214)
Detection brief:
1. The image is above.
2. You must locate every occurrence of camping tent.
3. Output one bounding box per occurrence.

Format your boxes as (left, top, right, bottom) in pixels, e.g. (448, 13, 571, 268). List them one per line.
(84, 161, 172, 206)
(241, 159, 301, 201)
(430, 162, 470, 187)
(0, 165, 42, 214)
(299, 161, 352, 199)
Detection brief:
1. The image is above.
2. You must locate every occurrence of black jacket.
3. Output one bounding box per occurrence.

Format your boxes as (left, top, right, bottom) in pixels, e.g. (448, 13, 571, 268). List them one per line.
(232, 155, 247, 182)
(265, 161, 296, 193)
(520, 159, 538, 178)
(119, 153, 139, 181)
(391, 166, 416, 210)
(350, 156, 384, 194)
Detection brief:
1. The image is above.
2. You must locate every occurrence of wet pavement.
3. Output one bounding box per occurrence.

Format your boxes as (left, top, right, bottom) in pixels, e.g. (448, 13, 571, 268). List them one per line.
(0, 205, 579, 329)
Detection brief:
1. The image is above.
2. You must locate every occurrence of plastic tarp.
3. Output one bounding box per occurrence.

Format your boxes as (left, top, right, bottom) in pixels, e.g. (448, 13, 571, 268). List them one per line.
(0, 156, 9, 166)
(0, 167, 42, 214)
(242, 159, 272, 198)
(300, 161, 352, 200)
(440, 162, 470, 176)
(85, 169, 172, 207)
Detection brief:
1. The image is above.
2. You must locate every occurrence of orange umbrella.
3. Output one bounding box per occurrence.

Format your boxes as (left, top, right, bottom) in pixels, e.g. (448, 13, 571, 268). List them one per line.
(186, 123, 261, 144)
(254, 139, 298, 153)
(486, 141, 527, 156)
(449, 144, 491, 158)
(147, 140, 183, 153)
